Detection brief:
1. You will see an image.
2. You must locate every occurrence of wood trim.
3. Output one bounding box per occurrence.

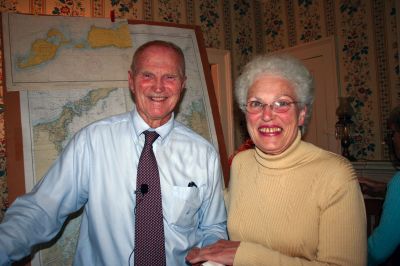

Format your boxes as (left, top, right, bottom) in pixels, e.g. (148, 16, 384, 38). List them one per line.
(206, 48, 234, 159)
(353, 161, 396, 183)
(195, 31, 229, 186)
(4, 91, 25, 204)
(1, 12, 26, 203)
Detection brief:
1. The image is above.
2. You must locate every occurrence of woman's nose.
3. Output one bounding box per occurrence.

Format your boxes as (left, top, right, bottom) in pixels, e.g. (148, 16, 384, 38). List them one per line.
(261, 105, 275, 120)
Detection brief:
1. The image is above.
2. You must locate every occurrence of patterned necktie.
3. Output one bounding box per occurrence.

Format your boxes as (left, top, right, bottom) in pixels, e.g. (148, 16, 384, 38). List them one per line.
(134, 131, 166, 266)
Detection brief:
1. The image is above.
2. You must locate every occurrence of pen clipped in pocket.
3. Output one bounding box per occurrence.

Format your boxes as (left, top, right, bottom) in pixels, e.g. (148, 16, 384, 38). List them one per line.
(162, 183, 202, 228)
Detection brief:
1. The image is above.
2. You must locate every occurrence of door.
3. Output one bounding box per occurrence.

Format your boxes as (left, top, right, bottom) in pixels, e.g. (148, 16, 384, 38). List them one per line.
(271, 36, 341, 154)
(206, 48, 235, 157)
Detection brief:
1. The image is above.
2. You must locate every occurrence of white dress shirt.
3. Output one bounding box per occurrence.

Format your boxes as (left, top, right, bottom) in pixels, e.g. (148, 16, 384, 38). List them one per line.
(0, 107, 227, 266)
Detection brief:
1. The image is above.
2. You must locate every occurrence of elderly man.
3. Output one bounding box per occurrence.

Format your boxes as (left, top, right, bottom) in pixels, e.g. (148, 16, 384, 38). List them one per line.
(0, 40, 227, 266)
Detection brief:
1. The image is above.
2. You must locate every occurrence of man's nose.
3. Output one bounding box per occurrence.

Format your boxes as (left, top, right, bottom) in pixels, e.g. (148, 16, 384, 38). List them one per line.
(153, 78, 165, 92)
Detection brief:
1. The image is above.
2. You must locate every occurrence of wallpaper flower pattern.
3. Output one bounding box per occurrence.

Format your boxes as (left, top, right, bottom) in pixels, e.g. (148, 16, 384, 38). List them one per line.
(298, 0, 322, 42)
(0, 19, 7, 221)
(388, 4, 400, 111)
(111, 0, 140, 19)
(0, 0, 16, 11)
(339, 1, 375, 158)
(198, 0, 222, 48)
(51, 0, 85, 16)
(0, 0, 399, 221)
(232, 0, 253, 75)
(158, 0, 182, 23)
(0, 113, 6, 222)
(263, 0, 286, 52)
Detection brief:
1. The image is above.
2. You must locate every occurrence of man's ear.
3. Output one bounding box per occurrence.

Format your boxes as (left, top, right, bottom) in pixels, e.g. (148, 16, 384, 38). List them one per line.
(179, 77, 187, 95)
(128, 70, 135, 94)
(298, 105, 307, 126)
(181, 77, 187, 93)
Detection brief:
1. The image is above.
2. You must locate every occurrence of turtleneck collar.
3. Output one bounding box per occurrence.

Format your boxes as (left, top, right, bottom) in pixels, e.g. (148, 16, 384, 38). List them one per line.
(254, 130, 316, 170)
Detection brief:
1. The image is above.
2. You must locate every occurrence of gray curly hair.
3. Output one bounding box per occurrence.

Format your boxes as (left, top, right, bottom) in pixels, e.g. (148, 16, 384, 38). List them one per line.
(235, 54, 315, 135)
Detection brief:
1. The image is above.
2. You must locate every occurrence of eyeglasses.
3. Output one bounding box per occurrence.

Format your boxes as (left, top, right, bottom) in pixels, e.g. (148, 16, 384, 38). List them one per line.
(243, 100, 299, 114)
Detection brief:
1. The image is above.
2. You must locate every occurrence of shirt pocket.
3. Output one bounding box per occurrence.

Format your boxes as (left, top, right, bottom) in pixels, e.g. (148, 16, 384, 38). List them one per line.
(162, 183, 202, 229)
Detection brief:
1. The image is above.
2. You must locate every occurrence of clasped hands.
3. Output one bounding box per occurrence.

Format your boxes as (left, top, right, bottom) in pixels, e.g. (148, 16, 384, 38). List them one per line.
(185, 239, 240, 266)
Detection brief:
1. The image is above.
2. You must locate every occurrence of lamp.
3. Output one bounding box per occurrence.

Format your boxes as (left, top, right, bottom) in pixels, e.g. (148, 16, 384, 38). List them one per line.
(335, 96, 355, 160)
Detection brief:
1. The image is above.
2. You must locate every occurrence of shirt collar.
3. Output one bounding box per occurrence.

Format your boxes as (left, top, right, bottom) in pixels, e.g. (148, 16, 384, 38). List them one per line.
(131, 105, 174, 143)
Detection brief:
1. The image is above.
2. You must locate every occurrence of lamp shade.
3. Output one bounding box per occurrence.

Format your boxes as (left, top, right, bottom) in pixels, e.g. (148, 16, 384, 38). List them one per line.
(336, 96, 355, 117)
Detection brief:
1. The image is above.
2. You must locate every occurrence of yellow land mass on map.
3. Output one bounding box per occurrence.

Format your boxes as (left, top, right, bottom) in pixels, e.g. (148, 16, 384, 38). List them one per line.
(33, 129, 59, 181)
(89, 87, 115, 101)
(33, 106, 75, 181)
(87, 24, 132, 48)
(47, 28, 68, 43)
(18, 28, 68, 69)
(32, 88, 118, 180)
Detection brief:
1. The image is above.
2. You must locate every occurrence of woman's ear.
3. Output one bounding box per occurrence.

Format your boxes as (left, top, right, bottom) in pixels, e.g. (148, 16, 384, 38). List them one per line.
(298, 106, 307, 126)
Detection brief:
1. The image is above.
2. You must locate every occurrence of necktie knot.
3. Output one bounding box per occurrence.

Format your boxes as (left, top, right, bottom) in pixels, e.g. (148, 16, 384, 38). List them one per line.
(144, 131, 159, 146)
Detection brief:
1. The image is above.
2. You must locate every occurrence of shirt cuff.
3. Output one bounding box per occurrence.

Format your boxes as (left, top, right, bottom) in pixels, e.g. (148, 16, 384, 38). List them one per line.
(0, 250, 11, 266)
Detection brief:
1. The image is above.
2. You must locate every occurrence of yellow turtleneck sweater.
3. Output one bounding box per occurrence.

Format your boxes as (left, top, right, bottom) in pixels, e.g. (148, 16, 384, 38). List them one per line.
(227, 133, 366, 265)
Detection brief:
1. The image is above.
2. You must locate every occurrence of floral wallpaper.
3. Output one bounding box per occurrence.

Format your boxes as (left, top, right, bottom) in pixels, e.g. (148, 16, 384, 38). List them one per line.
(339, 1, 376, 158)
(196, 0, 223, 48)
(0, 18, 7, 221)
(0, 111, 6, 222)
(111, 0, 140, 19)
(229, 0, 256, 144)
(298, 0, 323, 42)
(156, 0, 183, 23)
(263, 0, 287, 53)
(387, 2, 400, 158)
(1, 0, 399, 220)
(51, 0, 85, 16)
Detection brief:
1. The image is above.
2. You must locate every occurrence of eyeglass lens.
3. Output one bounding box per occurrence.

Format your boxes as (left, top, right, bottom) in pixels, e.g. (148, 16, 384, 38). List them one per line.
(245, 100, 296, 113)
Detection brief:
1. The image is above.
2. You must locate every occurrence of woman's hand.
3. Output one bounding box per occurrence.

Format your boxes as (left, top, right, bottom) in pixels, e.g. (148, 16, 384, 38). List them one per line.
(185, 239, 240, 266)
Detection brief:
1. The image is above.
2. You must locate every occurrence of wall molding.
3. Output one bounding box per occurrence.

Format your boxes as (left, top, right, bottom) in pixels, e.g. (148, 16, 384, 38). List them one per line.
(352, 161, 396, 182)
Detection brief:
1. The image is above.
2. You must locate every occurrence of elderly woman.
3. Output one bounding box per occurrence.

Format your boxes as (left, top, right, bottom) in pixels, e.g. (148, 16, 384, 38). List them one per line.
(366, 106, 400, 266)
(186, 54, 366, 265)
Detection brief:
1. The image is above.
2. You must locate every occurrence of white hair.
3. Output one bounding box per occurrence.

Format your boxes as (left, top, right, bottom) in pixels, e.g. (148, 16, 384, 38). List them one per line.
(235, 54, 315, 135)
